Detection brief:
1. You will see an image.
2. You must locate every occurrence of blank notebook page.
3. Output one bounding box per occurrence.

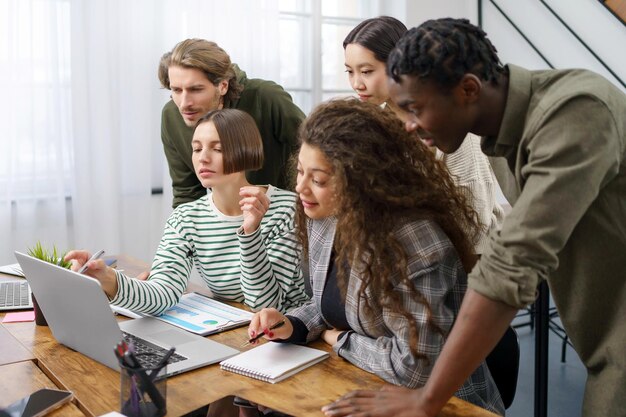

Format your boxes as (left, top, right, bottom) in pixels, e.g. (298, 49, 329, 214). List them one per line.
(220, 341, 329, 383)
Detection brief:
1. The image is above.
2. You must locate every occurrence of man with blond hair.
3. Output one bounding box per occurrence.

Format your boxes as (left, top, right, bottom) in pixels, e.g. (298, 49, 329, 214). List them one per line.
(159, 39, 305, 207)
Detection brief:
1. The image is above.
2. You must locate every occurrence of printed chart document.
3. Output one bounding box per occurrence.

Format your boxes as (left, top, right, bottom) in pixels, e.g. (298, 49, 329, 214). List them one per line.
(155, 292, 253, 336)
(110, 292, 253, 335)
(220, 342, 329, 383)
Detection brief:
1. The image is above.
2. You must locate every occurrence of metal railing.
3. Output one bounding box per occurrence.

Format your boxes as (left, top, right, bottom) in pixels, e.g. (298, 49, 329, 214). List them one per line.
(480, 0, 625, 89)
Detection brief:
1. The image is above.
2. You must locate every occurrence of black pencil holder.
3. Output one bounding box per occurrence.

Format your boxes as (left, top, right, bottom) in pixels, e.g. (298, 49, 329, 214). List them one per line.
(120, 354, 167, 417)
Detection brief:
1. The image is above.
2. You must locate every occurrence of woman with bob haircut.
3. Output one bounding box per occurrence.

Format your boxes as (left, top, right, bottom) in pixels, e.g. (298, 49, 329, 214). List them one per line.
(66, 109, 308, 314)
(248, 100, 504, 415)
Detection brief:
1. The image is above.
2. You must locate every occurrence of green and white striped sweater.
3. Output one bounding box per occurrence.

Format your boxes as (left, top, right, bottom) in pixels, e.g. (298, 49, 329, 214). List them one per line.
(110, 186, 308, 314)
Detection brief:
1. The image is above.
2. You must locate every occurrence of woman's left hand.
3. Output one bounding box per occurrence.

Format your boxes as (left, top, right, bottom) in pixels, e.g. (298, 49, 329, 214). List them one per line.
(239, 186, 270, 235)
(321, 328, 342, 346)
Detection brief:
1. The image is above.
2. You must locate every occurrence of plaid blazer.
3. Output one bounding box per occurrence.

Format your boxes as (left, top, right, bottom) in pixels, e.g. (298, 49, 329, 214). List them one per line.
(287, 217, 504, 415)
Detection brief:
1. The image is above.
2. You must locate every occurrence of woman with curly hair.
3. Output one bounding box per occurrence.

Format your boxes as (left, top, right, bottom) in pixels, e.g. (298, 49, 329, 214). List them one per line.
(248, 99, 504, 415)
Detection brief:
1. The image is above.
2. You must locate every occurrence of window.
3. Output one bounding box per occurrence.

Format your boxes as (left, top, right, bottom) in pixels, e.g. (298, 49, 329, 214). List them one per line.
(278, 0, 382, 114)
(0, 0, 73, 201)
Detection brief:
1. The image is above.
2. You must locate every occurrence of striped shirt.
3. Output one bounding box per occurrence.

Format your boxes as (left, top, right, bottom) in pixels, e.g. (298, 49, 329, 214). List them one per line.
(110, 186, 308, 314)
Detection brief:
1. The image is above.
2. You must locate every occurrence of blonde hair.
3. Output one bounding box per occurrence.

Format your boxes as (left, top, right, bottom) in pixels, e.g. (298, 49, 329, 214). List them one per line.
(158, 39, 243, 106)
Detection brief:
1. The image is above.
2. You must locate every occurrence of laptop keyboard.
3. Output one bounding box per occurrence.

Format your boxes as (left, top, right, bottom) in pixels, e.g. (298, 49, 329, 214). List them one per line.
(0, 281, 32, 308)
(122, 332, 187, 367)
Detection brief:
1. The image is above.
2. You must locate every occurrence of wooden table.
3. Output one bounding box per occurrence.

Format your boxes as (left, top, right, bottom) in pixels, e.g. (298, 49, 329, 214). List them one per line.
(0, 322, 34, 366)
(1, 269, 84, 416)
(0, 256, 499, 417)
(3, 321, 497, 417)
(0, 361, 84, 416)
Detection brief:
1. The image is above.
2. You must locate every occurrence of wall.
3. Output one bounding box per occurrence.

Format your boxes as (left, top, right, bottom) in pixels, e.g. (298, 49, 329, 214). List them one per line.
(403, 0, 625, 93)
(405, 0, 478, 28)
(483, 0, 625, 93)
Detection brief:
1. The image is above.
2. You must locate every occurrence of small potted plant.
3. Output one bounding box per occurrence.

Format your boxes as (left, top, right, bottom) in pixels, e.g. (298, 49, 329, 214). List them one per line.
(26, 241, 72, 326)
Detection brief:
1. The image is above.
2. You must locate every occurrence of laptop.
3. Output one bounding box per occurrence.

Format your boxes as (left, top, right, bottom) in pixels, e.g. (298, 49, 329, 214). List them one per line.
(0, 263, 33, 311)
(14, 251, 239, 376)
(0, 281, 33, 311)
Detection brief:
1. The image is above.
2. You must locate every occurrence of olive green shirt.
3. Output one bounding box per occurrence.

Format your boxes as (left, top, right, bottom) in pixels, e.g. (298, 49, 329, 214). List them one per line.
(161, 66, 305, 208)
(469, 64, 626, 416)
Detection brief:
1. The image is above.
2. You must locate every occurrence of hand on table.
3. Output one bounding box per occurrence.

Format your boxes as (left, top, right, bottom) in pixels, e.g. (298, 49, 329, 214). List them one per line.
(321, 385, 435, 417)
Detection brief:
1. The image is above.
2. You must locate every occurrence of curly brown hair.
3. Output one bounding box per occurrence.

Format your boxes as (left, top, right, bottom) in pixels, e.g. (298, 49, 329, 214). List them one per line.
(295, 98, 479, 358)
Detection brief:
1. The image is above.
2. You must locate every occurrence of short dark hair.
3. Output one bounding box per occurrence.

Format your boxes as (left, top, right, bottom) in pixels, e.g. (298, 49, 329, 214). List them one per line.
(195, 109, 263, 174)
(343, 16, 407, 63)
(387, 18, 505, 90)
(158, 39, 243, 107)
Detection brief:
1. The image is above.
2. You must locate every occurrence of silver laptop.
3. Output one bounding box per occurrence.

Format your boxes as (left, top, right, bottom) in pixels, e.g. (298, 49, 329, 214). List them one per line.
(15, 251, 239, 376)
(0, 281, 33, 311)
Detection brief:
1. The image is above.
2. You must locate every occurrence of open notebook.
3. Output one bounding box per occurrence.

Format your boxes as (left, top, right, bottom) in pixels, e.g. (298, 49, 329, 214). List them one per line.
(220, 342, 329, 383)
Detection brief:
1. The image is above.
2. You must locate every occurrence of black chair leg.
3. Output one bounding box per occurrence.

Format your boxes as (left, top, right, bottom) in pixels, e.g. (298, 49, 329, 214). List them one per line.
(534, 281, 549, 417)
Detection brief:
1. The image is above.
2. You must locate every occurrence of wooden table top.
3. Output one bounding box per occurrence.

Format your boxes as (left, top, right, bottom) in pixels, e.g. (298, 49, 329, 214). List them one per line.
(0, 361, 84, 416)
(0, 255, 499, 417)
(0, 322, 35, 366)
(2, 320, 498, 417)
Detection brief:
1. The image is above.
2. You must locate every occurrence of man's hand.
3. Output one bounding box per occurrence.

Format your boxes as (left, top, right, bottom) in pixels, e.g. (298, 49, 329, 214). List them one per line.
(321, 386, 434, 417)
(321, 290, 518, 417)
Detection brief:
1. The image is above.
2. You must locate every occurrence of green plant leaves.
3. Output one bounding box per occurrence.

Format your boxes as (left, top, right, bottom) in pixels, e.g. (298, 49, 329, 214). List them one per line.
(27, 241, 72, 269)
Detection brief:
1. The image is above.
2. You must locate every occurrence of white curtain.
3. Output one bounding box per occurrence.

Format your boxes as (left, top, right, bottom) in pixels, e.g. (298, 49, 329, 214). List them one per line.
(0, 0, 73, 263)
(0, 0, 280, 265)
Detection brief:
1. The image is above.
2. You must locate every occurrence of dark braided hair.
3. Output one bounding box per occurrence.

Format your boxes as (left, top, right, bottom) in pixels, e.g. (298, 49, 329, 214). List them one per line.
(387, 18, 505, 90)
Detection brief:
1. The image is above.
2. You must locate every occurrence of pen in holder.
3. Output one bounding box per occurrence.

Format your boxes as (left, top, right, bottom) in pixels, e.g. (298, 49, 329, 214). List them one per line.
(118, 349, 169, 417)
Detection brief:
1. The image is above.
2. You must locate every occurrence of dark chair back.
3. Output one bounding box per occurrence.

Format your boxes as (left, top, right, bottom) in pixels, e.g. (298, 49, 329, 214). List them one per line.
(485, 326, 520, 409)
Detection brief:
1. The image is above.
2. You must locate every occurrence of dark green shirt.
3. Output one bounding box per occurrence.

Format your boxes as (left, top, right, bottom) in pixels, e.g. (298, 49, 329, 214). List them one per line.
(161, 66, 305, 208)
(469, 64, 626, 416)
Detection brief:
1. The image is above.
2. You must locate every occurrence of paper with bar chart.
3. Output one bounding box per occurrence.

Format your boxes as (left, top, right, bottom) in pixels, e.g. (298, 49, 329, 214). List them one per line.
(155, 292, 254, 336)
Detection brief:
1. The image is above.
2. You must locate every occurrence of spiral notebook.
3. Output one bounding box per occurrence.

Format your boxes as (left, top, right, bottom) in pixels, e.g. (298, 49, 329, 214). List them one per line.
(220, 342, 329, 383)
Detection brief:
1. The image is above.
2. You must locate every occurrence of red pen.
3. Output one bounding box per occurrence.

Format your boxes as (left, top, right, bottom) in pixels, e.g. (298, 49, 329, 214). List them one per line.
(242, 320, 285, 347)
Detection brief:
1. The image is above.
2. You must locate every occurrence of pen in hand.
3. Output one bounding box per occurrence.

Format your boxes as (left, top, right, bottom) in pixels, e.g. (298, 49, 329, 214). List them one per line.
(243, 319, 286, 347)
(77, 249, 105, 274)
